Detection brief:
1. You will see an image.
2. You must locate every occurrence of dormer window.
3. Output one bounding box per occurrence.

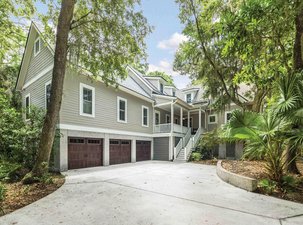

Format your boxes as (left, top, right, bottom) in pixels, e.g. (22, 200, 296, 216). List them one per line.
(34, 38, 41, 56)
(186, 93, 192, 103)
(160, 83, 164, 93)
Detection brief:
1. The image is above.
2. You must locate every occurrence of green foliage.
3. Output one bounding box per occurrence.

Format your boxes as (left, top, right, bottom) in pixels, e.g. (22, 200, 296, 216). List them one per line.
(0, 161, 25, 182)
(0, 182, 6, 215)
(147, 71, 174, 86)
(282, 175, 297, 189)
(0, 89, 45, 169)
(258, 178, 277, 194)
(190, 152, 202, 161)
(198, 129, 222, 150)
(174, 0, 297, 110)
(40, 0, 151, 85)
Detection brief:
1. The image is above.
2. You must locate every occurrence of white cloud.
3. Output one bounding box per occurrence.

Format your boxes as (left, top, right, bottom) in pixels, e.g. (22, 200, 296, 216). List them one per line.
(148, 59, 178, 76)
(157, 32, 188, 51)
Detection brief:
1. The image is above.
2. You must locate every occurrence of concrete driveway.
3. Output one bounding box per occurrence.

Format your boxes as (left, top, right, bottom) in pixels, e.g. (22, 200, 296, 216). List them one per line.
(1, 161, 303, 225)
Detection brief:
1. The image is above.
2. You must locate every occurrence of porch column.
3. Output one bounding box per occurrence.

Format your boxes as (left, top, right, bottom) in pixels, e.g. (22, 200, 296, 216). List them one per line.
(187, 111, 190, 127)
(199, 108, 202, 129)
(171, 102, 174, 133)
(180, 106, 183, 133)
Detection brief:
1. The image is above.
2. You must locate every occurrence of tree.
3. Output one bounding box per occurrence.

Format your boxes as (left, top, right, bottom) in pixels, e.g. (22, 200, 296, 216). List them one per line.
(24, 0, 150, 180)
(147, 71, 174, 86)
(222, 109, 290, 182)
(174, 0, 295, 112)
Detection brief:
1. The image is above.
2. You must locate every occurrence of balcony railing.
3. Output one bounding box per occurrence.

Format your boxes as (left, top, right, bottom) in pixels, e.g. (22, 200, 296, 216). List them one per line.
(154, 123, 189, 134)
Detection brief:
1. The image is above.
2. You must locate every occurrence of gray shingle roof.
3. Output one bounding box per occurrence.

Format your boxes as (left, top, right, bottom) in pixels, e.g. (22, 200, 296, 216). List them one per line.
(119, 75, 151, 99)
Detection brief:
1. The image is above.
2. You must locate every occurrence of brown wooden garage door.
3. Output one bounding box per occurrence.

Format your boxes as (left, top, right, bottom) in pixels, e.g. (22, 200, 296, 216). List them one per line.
(68, 137, 103, 169)
(110, 139, 131, 165)
(136, 141, 151, 161)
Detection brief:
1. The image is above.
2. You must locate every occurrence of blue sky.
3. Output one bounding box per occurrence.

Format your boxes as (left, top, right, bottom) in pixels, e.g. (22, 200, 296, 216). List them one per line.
(140, 0, 191, 89)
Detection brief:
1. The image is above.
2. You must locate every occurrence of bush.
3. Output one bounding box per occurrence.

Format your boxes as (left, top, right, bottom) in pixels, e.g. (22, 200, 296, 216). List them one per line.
(190, 152, 202, 161)
(0, 89, 45, 169)
(258, 179, 277, 194)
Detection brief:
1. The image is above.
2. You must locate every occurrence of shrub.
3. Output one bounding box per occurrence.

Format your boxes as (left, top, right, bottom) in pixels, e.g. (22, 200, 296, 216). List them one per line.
(191, 152, 202, 161)
(258, 179, 277, 194)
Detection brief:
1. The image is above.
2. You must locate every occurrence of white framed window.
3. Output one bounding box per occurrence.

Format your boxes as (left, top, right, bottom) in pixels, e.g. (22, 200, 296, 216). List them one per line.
(142, 105, 149, 127)
(175, 117, 179, 124)
(45, 81, 51, 109)
(186, 93, 192, 103)
(80, 83, 95, 117)
(166, 114, 171, 123)
(155, 110, 160, 125)
(208, 114, 217, 124)
(25, 93, 30, 120)
(172, 91, 176, 97)
(34, 37, 41, 56)
(117, 96, 127, 123)
(225, 111, 232, 123)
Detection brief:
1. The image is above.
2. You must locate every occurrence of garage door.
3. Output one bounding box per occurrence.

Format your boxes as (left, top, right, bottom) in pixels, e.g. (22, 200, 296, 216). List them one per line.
(68, 137, 103, 169)
(153, 137, 169, 161)
(136, 141, 151, 161)
(110, 139, 131, 165)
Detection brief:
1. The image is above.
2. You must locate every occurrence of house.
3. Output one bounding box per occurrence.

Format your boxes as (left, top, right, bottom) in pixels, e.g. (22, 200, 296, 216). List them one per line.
(15, 23, 243, 171)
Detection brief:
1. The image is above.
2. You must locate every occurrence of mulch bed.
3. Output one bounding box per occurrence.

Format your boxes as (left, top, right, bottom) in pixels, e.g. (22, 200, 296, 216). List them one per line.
(221, 159, 303, 204)
(1, 174, 65, 216)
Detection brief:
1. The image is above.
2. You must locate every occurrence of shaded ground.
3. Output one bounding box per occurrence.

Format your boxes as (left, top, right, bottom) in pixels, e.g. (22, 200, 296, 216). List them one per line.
(0, 161, 302, 225)
(1, 174, 65, 216)
(222, 159, 303, 204)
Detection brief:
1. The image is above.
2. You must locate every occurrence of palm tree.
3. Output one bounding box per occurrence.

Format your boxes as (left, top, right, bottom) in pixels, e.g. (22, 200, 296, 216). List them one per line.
(275, 73, 303, 174)
(222, 110, 290, 182)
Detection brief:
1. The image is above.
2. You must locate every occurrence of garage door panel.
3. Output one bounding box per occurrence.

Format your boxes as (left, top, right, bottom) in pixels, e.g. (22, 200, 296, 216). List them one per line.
(136, 141, 151, 161)
(110, 139, 131, 165)
(68, 137, 103, 169)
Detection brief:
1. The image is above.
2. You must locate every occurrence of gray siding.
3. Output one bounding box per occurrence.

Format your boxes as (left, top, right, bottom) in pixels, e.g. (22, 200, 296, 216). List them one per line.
(22, 70, 53, 110)
(153, 137, 169, 160)
(60, 71, 153, 134)
(25, 32, 54, 83)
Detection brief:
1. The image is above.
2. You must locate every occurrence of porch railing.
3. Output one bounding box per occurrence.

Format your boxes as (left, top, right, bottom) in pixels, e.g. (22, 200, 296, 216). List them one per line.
(174, 139, 183, 159)
(184, 127, 202, 160)
(154, 123, 189, 134)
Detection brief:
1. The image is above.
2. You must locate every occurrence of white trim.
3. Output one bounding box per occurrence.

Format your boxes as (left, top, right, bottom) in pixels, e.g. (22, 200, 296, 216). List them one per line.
(23, 64, 53, 89)
(225, 111, 232, 123)
(79, 83, 95, 118)
(142, 105, 149, 127)
(58, 123, 152, 138)
(127, 66, 154, 91)
(25, 93, 30, 121)
(154, 110, 160, 125)
(45, 80, 51, 109)
(166, 114, 171, 123)
(118, 85, 154, 103)
(117, 96, 128, 123)
(34, 37, 41, 57)
(153, 94, 176, 100)
(208, 114, 217, 124)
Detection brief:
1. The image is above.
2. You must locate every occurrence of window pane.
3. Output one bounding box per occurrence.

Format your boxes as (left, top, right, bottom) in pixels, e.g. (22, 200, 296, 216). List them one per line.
(120, 110, 125, 121)
(155, 113, 159, 125)
(210, 116, 216, 123)
(83, 101, 92, 114)
(46, 84, 51, 109)
(35, 40, 40, 53)
(144, 116, 147, 125)
(83, 88, 92, 101)
(227, 113, 232, 121)
(119, 100, 125, 110)
(25, 97, 30, 119)
(186, 94, 192, 103)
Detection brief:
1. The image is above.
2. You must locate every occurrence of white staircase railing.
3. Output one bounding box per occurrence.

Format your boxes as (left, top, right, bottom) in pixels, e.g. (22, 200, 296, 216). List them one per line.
(174, 139, 183, 159)
(184, 127, 202, 160)
(183, 128, 191, 147)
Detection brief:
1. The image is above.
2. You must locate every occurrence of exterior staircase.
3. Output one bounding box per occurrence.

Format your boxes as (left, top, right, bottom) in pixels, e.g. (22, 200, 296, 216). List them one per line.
(173, 127, 202, 162)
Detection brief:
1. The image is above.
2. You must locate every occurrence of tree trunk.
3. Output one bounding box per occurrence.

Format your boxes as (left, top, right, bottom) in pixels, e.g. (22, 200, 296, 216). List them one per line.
(25, 0, 76, 180)
(251, 88, 266, 113)
(285, 5, 303, 174)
